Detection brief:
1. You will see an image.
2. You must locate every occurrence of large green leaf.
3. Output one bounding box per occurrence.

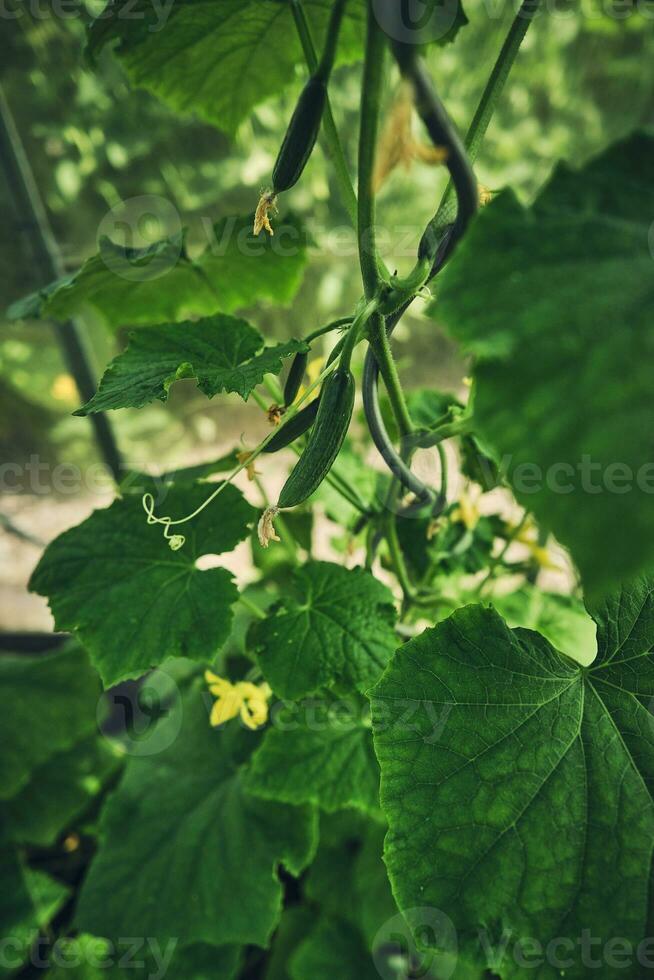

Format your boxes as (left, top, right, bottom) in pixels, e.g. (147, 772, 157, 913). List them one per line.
(435, 131, 654, 595)
(0, 645, 101, 799)
(76, 683, 317, 948)
(252, 561, 397, 699)
(86, 0, 366, 134)
(371, 575, 654, 979)
(3, 737, 121, 846)
(76, 315, 306, 414)
(29, 484, 256, 687)
(0, 834, 70, 979)
(8, 214, 308, 329)
(245, 698, 380, 815)
(490, 584, 597, 666)
(9, 233, 210, 327)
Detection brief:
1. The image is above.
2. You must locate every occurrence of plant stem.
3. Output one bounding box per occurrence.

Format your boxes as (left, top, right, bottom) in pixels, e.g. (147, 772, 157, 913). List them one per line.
(315, 0, 347, 80)
(394, 52, 478, 271)
(261, 375, 284, 405)
(362, 327, 437, 510)
(436, 442, 448, 502)
(305, 315, 352, 344)
(477, 511, 529, 595)
(357, 3, 386, 299)
(414, 414, 474, 448)
(367, 313, 413, 437)
(432, 0, 542, 230)
(238, 593, 268, 621)
(0, 86, 123, 482)
(290, 0, 358, 228)
(385, 508, 415, 605)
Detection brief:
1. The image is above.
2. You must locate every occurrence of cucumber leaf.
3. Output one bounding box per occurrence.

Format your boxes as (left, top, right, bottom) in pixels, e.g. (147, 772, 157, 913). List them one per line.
(371, 573, 654, 978)
(304, 814, 397, 950)
(252, 561, 397, 699)
(435, 131, 654, 595)
(75, 315, 307, 414)
(3, 737, 121, 846)
(8, 214, 308, 329)
(245, 699, 381, 815)
(86, 0, 366, 134)
(289, 918, 379, 980)
(29, 484, 256, 687)
(0, 840, 70, 979)
(0, 645, 101, 799)
(76, 684, 317, 948)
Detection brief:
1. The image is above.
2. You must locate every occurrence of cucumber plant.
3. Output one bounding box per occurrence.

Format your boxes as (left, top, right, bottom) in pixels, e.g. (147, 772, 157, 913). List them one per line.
(4, 2, 654, 979)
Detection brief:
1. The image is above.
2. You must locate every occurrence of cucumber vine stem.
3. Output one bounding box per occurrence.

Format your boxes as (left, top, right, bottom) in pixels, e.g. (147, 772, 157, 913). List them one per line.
(361, 0, 538, 544)
(305, 315, 352, 344)
(385, 507, 415, 606)
(290, 0, 358, 228)
(367, 312, 413, 438)
(393, 50, 478, 271)
(357, 3, 386, 299)
(428, 0, 543, 241)
(238, 593, 268, 621)
(314, 0, 347, 82)
(476, 511, 529, 595)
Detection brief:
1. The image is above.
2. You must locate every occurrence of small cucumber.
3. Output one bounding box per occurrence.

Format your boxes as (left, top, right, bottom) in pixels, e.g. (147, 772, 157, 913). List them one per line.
(283, 350, 309, 406)
(263, 398, 320, 454)
(272, 76, 326, 193)
(278, 368, 355, 509)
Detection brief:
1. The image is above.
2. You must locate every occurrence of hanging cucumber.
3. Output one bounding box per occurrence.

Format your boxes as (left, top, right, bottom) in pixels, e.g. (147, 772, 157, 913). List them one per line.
(263, 397, 320, 454)
(283, 350, 309, 406)
(272, 77, 327, 194)
(266, 317, 352, 454)
(253, 0, 347, 235)
(277, 367, 355, 509)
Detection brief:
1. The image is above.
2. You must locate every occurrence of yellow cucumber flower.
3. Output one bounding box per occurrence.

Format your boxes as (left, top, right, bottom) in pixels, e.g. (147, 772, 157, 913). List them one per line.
(525, 543, 563, 571)
(506, 515, 563, 570)
(205, 671, 272, 730)
(450, 487, 482, 531)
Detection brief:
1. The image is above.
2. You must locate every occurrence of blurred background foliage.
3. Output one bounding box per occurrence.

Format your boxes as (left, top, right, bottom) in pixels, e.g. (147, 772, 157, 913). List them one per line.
(1, 0, 653, 492)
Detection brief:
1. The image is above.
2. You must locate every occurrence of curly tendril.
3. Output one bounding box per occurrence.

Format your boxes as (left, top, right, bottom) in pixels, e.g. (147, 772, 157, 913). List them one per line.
(140, 354, 342, 549)
(142, 493, 188, 551)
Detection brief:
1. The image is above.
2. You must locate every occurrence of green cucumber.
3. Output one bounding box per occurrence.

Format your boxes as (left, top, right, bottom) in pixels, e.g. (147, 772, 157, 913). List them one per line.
(278, 368, 355, 508)
(272, 76, 326, 193)
(283, 350, 309, 406)
(263, 398, 320, 454)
